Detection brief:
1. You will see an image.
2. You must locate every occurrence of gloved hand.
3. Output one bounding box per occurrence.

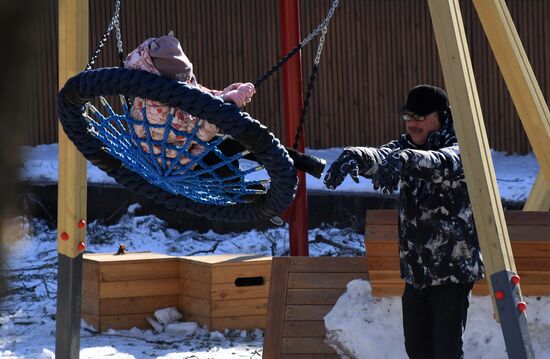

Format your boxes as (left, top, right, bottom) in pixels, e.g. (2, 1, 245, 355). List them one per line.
(323, 148, 364, 190)
(372, 151, 404, 195)
(223, 83, 255, 107)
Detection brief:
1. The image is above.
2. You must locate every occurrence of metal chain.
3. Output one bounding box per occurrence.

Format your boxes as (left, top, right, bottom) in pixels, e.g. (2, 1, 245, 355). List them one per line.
(291, 1, 335, 149)
(86, 0, 123, 70)
(292, 63, 319, 150)
(114, 0, 123, 55)
(253, 0, 340, 88)
(314, 26, 328, 65)
(300, 0, 339, 50)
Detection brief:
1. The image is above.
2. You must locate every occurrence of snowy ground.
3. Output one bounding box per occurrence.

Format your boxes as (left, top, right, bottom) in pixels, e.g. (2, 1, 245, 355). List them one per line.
(18, 144, 540, 203)
(1, 209, 364, 359)
(0, 145, 546, 358)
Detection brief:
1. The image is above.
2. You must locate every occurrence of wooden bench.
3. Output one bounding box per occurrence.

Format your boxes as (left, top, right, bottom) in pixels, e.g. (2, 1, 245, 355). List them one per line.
(82, 252, 179, 331)
(365, 210, 550, 296)
(82, 253, 272, 332)
(263, 256, 369, 359)
(179, 254, 272, 331)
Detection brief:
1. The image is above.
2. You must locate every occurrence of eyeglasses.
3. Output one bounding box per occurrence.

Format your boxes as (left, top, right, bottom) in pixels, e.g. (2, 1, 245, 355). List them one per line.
(401, 112, 427, 122)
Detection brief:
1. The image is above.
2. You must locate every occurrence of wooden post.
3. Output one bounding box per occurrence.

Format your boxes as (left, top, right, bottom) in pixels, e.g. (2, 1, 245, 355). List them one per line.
(57, 0, 88, 357)
(279, 0, 309, 256)
(524, 173, 550, 211)
(428, 1, 534, 356)
(471, 0, 550, 212)
(428, 0, 515, 293)
(473, 0, 550, 189)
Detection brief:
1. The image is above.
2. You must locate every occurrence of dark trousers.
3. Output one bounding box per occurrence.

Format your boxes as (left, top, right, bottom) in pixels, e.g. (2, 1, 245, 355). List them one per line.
(402, 282, 474, 359)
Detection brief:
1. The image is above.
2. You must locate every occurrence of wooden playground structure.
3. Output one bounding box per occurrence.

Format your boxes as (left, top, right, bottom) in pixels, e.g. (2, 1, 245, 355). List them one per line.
(365, 210, 550, 297)
(56, 0, 549, 358)
(82, 253, 272, 332)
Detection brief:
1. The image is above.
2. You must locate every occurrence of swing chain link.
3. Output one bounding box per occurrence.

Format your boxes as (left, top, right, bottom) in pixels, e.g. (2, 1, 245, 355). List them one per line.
(253, 0, 340, 88)
(86, 0, 123, 70)
(114, 0, 124, 56)
(300, 0, 339, 49)
(314, 26, 328, 65)
(291, 1, 337, 149)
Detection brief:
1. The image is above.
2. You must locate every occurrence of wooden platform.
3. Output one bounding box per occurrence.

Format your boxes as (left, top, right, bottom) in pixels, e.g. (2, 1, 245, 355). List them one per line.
(365, 210, 550, 296)
(82, 252, 179, 331)
(179, 254, 272, 331)
(82, 253, 272, 332)
(263, 256, 369, 359)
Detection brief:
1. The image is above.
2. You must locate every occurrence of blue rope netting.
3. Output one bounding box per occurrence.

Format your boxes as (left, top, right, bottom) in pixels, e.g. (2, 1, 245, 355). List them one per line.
(57, 67, 298, 222)
(86, 97, 265, 205)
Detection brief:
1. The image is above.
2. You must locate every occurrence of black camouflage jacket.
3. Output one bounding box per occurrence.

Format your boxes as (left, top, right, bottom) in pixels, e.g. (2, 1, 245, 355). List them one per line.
(355, 117, 485, 288)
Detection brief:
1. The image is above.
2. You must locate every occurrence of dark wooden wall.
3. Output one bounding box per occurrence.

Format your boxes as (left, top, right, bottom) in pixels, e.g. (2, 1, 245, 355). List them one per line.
(27, 0, 550, 154)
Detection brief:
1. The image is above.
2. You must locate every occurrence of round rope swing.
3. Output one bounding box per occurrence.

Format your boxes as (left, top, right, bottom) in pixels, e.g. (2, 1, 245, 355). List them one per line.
(57, 0, 340, 222)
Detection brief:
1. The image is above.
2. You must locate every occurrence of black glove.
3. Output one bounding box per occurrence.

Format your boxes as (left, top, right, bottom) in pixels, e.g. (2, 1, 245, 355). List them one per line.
(372, 151, 403, 195)
(323, 148, 364, 190)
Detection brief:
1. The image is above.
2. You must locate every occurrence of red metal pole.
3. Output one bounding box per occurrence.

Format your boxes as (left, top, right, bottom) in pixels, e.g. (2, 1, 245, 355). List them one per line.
(279, 0, 309, 256)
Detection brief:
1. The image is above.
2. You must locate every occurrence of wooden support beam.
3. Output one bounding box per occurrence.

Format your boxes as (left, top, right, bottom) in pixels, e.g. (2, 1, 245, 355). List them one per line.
(524, 173, 550, 211)
(428, 0, 515, 277)
(263, 257, 290, 359)
(473, 0, 550, 188)
(473, 0, 550, 213)
(57, 0, 88, 357)
(428, 1, 534, 355)
(58, 0, 88, 259)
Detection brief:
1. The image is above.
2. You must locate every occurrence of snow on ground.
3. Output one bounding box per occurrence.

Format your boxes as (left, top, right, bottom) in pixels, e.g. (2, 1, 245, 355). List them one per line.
(0, 144, 545, 358)
(0, 209, 363, 358)
(18, 144, 540, 203)
(324, 280, 550, 359)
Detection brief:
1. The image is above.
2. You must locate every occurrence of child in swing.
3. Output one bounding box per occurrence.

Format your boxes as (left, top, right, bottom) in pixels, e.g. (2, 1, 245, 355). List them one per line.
(124, 31, 326, 181)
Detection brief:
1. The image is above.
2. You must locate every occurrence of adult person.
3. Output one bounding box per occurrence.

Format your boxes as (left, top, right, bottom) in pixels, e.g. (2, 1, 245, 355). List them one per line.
(324, 84, 485, 359)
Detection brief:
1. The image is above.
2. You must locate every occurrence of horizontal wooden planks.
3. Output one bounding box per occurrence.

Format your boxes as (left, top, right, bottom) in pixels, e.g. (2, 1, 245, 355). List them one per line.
(99, 279, 179, 299)
(285, 305, 335, 322)
(289, 257, 369, 273)
(365, 210, 550, 227)
(288, 273, 369, 289)
(181, 279, 271, 301)
(283, 320, 327, 338)
(179, 255, 272, 331)
(180, 261, 272, 284)
(82, 313, 152, 331)
(97, 261, 179, 282)
(286, 289, 347, 305)
(365, 210, 550, 297)
(282, 338, 337, 355)
(263, 256, 369, 358)
(83, 253, 274, 332)
(211, 298, 268, 317)
(84, 252, 176, 263)
(82, 252, 181, 332)
(367, 239, 550, 257)
(82, 295, 178, 316)
(367, 255, 550, 272)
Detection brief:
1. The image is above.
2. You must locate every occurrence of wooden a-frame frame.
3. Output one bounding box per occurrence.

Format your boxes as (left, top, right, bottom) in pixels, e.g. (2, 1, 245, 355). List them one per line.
(524, 173, 550, 211)
(56, 0, 88, 357)
(56, 0, 544, 357)
(474, 0, 550, 213)
(429, 0, 542, 356)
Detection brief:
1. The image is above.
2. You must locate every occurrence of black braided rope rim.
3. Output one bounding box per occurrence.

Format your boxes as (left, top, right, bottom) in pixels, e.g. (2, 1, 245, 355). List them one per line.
(57, 67, 298, 222)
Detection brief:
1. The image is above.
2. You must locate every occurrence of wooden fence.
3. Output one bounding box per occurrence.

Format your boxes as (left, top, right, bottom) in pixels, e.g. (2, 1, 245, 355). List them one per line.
(26, 0, 550, 154)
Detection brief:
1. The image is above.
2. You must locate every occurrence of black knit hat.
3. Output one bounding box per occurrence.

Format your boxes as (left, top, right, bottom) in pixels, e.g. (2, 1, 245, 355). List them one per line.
(399, 85, 449, 116)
